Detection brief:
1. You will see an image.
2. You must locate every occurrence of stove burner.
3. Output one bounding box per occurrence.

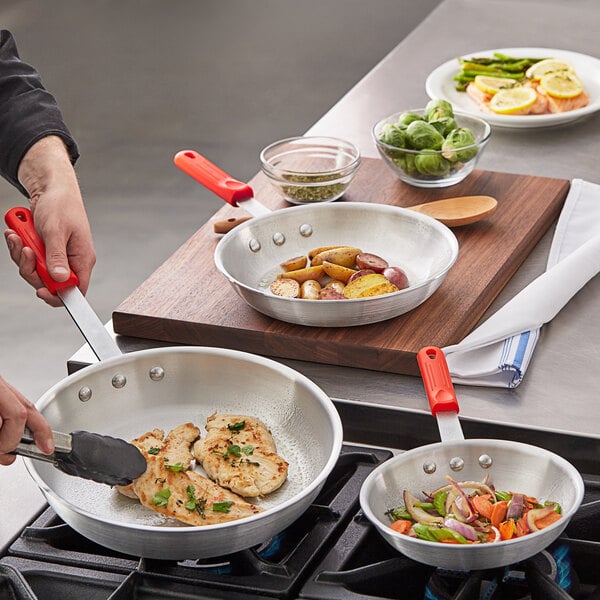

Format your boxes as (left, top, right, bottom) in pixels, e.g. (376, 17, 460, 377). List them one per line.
(425, 545, 571, 600)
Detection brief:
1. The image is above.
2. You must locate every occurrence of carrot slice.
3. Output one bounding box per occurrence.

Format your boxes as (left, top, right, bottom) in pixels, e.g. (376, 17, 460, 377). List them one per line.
(534, 510, 562, 529)
(490, 500, 508, 528)
(515, 516, 530, 537)
(389, 519, 413, 535)
(499, 519, 516, 540)
(471, 494, 494, 519)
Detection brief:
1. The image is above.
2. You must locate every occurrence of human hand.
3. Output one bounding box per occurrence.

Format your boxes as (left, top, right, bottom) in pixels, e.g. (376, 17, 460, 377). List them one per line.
(4, 136, 96, 306)
(0, 376, 54, 466)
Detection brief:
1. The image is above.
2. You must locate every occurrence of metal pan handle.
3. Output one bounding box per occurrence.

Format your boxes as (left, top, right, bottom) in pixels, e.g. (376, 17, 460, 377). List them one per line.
(174, 149, 254, 207)
(416, 346, 460, 416)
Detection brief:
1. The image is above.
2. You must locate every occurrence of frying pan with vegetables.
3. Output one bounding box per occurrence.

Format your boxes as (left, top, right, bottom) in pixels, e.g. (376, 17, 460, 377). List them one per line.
(359, 346, 584, 570)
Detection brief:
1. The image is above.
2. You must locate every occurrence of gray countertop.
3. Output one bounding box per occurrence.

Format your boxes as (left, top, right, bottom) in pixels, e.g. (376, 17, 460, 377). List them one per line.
(69, 0, 599, 454)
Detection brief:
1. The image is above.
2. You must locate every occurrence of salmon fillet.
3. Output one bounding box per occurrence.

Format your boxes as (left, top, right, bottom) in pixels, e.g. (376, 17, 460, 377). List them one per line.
(534, 84, 589, 113)
(193, 413, 289, 497)
(465, 81, 587, 115)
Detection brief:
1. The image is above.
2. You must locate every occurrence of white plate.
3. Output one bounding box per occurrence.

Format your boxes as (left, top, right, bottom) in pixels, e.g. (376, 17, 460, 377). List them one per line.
(425, 47, 600, 128)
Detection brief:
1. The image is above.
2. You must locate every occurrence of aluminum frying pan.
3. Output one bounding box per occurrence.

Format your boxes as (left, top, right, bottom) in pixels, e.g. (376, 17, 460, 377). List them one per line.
(174, 150, 459, 327)
(5, 210, 343, 560)
(359, 347, 584, 571)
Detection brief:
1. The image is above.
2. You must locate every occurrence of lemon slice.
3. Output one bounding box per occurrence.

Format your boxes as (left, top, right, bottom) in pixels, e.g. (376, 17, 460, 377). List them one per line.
(539, 71, 584, 98)
(473, 75, 517, 95)
(525, 58, 574, 80)
(489, 87, 538, 114)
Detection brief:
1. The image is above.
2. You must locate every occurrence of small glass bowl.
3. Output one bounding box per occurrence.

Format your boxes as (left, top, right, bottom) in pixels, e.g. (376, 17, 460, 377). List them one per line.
(259, 136, 361, 204)
(373, 110, 491, 188)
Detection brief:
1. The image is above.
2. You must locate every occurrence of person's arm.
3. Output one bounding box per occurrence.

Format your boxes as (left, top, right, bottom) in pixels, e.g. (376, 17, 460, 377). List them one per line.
(0, 376, 54, 466)
(0, 30, 95, 305)
(0, 29, 79, 192)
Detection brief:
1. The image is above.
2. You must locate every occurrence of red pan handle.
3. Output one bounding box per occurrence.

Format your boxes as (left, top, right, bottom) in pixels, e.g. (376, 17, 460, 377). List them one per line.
(416, 346, 460, 416)
(4, 207, 79, 294)
(173, 150, 254, 207)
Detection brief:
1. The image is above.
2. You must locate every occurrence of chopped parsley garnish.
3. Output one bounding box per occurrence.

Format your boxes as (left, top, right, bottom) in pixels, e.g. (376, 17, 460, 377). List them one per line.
(212, 501, 233, 513)
(165, 462, 185, 472)
(185, 485, 206, 518)
(213, 444, 255, 459)
(227, 421, 246, 432)
(148, 447, 160, 455)
(152, 488, 171, 507)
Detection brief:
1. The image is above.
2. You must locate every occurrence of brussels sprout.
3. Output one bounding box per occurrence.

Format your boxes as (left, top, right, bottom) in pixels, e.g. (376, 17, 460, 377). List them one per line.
(424, 99, 454, 122)
(414, 150, 451, 176)
(430, 116, 458, 137)
(441, 127, 478, 163)
(394, 151, 418, 176)
(397, 111, 424, 127)
(406, 120, 445, 151)
(379, 123, 408, 149)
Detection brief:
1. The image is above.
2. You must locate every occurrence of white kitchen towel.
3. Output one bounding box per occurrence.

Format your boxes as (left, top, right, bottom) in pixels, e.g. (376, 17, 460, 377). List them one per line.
(442, 179, 600, 388)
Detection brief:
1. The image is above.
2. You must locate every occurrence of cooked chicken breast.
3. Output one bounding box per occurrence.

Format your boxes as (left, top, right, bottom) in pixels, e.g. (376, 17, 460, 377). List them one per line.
(116, 424, 198, 499)
(193, 413, 289, 497)
(118, 422, 262, 525)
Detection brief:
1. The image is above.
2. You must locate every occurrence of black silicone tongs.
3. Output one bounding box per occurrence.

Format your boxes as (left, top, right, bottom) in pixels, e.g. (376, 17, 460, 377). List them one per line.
(14, 428, 147, 486)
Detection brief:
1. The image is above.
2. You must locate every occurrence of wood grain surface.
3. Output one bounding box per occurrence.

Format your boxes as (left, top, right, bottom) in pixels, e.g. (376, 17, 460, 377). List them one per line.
(113, 159, 569, 376)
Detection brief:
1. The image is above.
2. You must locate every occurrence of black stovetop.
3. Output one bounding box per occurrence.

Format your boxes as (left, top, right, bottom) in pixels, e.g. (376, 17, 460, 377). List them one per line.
(1, 444, 599, 600)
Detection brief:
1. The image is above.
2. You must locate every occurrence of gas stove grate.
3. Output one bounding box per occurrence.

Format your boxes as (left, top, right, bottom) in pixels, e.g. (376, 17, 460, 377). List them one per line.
(1, 445, 391, 599)
(1, 450, 599, 600)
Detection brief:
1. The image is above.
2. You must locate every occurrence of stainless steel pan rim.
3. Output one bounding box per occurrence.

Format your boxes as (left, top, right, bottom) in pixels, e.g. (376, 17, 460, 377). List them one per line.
(24, 346, 344, 559)
(359, 438, 585, 571)
(214, 202, 459, 327)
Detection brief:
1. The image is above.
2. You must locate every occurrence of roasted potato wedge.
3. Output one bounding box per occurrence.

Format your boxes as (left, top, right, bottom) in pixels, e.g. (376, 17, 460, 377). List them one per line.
(342, 273, 399, 299)
(300, 279, 322, 299)
(321, 261, 357, 283)
(277, 264, 325, 284)
(270, 278, 300, 297)
(311, 246, 362, 268)
(307, 245, 345, 260)
(280, 255, 308, 272)
(324, 279, 346, 294)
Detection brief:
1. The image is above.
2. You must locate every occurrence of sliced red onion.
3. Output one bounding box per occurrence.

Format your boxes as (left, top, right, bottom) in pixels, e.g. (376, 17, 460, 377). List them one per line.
(443, 517, 478, 541)
(506, 493, 526, 520)
(432, 478, 495, 498)
(447, 478, 477, 523)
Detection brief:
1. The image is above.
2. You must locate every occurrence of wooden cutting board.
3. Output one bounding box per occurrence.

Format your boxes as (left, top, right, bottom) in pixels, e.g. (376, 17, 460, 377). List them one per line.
(113, 159, 569, 376)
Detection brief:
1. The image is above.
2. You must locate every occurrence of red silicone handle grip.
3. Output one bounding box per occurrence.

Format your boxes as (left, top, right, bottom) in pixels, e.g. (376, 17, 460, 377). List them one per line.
(173, 150, 254, 207)
(416, 346, 460, 416)
(4, 207, 79, 294)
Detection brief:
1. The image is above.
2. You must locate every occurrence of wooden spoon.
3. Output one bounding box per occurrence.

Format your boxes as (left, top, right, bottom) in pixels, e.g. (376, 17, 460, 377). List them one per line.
(408, 195, 497, 227)
(212, 195, 497, 232)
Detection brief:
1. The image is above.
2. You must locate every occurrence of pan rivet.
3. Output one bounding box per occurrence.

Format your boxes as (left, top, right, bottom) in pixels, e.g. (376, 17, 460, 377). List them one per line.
(111, 374, 127, 388)
(299, 224, 313, 237)
(272, 232, 285, 246)
(478, 454, 493, 468)
(78, 386, 92, 402)
(423, 461, 437, 474)
(249, 239, 261, 253)
(449, 457, 464, 471)
(149, 366, 165, 381)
